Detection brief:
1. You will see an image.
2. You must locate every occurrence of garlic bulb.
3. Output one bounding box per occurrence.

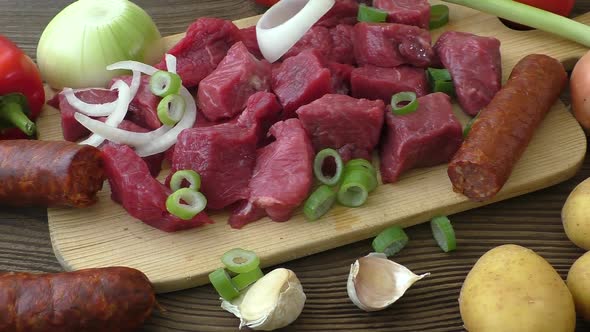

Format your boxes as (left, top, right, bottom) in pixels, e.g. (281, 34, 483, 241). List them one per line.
(221, 268, 306, 331)
(347, 253, 429, 312)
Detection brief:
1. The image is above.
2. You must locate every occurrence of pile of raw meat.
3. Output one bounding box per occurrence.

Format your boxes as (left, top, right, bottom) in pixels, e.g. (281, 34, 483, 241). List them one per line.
(49, 0, 502, 232)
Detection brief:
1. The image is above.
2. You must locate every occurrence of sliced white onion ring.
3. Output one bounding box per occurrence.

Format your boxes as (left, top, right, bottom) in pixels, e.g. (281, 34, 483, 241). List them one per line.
(107, 60, 158, 76)
(74, 113, 171, 146)
(165, 54, 177, 74)
(79, 80, 133, 147)
(134, 85, 196, 157)
(256, 0, 335, 63)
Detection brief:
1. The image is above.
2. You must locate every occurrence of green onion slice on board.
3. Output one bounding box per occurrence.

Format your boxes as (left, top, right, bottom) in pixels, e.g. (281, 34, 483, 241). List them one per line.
(344, 158, 377, 177)
(391, 92, 419, 115)
(313, 148, 344, 186)
(357, 4, 388, 23)
(429, 4, 450, 30)
(165, 188, 207, 220)
(157, 94, 186, 126)
(337, 167, 378, 207)
(431, 216, 457, 252)
(149, 70, 182, 97)
(221, 248, 261, 274)
(343, 161, 378, 193)
(304, 185, 337, 221)
(372, 226, 409, 257)
(209, 268, 240, 301)
(232, 267, 264, 290)
(169, 170, 201, 192)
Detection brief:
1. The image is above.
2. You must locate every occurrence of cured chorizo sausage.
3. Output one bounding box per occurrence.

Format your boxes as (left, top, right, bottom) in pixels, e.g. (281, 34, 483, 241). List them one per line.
(447, 54, 567, 201)
(0, 140, 104, 207)
(0, 267, 156, 332)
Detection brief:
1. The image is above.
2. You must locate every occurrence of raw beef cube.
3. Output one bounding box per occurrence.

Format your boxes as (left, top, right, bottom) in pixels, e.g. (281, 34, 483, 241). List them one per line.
(373, 0, 430, 29)
(239, 26, 262, 59)
(198, 42, 272, 122)
(101, 143, 212, 232)
(229, 119, 314, 228)
(329, 62, 354, 95)
(112, 120, 165, 177)
(329, 24, 355, 64)
(109, 75, 161, 130)
(316, 0, 359, 27)
(272, 50, 332, 118)
(380, 92, 463, 183)
(155, 18, 241, 87)
(282, 26, 333, 61)
(351, 65, 429, 101)
(434, 31, 502, 116)
(353, 22, 434, 68)
(51, 89, 117, 142)
(296, 94, 385, 161)
(237, 92, 283, 146)
(170, 124, 257, 210)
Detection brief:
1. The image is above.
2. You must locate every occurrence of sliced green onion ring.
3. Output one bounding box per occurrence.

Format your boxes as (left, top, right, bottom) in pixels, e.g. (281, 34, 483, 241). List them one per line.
(431, 216, 457, 252)
(391, 92, 419, 115)
(343, 162, 378, 193)
(429, 4, 450, 30)
(313, 148, 344, 186)
(232, 267, 264, 290)
(157, 94, 186, 126)
(463, 112, 480, 138)
(150, 70, 182, 97)
(372, 226, 409, 257)
(304, 185, 336, 221)
(170, 170, 201, 192)
(427, 67, 452, 82)
(337, 167, 377, 207)
(345, 159, 377, 176)
(432, 80, 455, 95)
(165, 188, 207, 220)
(357, 4, 388, 23)
(209, 268, 240, 301)
(221, 248, 261, 274)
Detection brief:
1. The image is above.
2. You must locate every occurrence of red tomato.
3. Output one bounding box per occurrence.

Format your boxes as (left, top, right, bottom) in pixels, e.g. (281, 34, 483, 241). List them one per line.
(255, 0, 279, 6)
(515, 0, 575, 17)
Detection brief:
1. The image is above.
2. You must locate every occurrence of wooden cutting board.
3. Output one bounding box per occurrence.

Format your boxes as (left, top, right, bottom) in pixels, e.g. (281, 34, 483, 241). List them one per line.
(37, 1, 588, 293)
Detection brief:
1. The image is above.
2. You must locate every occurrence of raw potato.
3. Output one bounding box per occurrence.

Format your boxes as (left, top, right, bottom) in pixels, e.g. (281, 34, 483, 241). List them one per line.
(459, 244, 576, 332)
(567, 251, 590, 321)
(562, 177, 590, 250)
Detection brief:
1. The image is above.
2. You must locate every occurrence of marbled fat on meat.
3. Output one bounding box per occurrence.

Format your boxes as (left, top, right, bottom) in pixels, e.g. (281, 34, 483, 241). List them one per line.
(198, 42, 272, 122)
(380, 92, 463, 183)
(373, 0, 431, 29)
(434, 31, 502, 116)
(351, 65, 429, 102)
(296, 94, 385, 161)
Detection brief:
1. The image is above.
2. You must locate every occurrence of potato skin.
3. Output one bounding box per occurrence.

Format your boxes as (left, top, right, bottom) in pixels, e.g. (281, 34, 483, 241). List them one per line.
(567, 251, 590, 321)
(562, 178, 590, 250)
(459, 244, 575, 332)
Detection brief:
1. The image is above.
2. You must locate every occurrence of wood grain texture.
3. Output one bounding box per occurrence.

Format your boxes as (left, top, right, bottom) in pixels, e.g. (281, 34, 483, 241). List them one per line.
(1, 1, 590, 331)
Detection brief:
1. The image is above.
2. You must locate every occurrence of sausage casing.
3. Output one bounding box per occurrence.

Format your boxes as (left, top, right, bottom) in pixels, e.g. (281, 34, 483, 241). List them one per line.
(0, 267, 155, 332)
(447, 54, 567, 201)
(0, 140, 104, 207)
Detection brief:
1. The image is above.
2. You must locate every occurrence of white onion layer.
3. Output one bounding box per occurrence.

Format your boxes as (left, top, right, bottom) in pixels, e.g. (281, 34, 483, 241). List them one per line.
(165, 54, 177, 74)
(256, 0, 335, 63)
(106, 60, 158, 76)
(74, 113, 171, 146)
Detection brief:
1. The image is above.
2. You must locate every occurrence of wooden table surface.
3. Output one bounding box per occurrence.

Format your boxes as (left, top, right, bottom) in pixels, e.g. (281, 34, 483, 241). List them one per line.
(1, 1, 590, 331)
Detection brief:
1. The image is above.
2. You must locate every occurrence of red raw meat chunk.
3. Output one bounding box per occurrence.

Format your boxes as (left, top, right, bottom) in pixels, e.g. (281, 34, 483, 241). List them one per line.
(237, 92, 283, 146)
(155, 18, 241, 87)
(329, 24, 355, 65)
(101, 143, 212, 232)
(111, 120, 165, 177)
(169, 124, 257, 210)
(351, 65, 429, 101)
(353, 22, 434, 68)
(272, 50, 332, 118)
(109, 75, 161, 130)
(229, 119, 314, 228)
(373, 0, 430, 29)
(434, 31, 502, 116)
(329, 62, 354, 95)
(282, 26, 333, 61)
(380, 92, 463, 183)
(316, 0, 359, 27)
(198, 42, 272, 122)
(239, 26, 262, 59)
(296, 94, 385, 161)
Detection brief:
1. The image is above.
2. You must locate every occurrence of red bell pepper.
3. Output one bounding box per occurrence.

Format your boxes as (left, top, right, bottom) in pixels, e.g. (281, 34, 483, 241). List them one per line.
(255, 0, 279, 6)
(0, 35, 45, 139)
(515, 0, 575, 17)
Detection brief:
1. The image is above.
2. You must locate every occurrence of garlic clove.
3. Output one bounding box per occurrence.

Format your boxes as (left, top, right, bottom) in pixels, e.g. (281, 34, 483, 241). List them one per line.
(221, 268, 306, 331)
(347, 252, 429, 312)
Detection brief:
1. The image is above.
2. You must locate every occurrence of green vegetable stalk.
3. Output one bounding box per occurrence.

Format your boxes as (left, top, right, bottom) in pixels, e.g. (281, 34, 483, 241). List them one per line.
(442, 0, 590, 47)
